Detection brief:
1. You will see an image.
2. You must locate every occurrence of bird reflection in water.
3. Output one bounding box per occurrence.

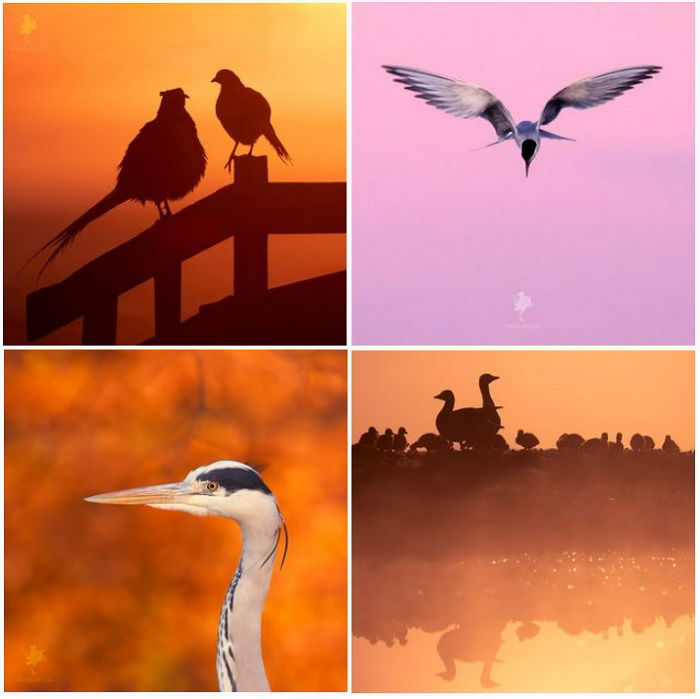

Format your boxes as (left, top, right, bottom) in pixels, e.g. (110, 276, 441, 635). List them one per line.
(353, 551, 692, 690)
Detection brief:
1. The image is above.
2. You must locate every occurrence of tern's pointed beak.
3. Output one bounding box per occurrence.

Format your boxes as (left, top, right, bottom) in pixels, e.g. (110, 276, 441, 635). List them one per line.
(525, 161, 530, 178)
(85, 482, 195, 505)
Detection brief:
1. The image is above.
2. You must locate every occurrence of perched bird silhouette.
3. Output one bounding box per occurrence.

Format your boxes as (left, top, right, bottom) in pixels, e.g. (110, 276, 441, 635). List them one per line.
(556, 433, 585, 450)
(376, 428, 394, 451)
(662, 435, 680, 454)
(358, 426, 379, 448)
(31, 88, 206, 275)
(630, 433, 645, 451)
(212, 69, 291, 171)
(643, 435, 656, 451)
(383, 64, 661, 176)
(394, 427, 408, 452)
(515, 429, 539, 450)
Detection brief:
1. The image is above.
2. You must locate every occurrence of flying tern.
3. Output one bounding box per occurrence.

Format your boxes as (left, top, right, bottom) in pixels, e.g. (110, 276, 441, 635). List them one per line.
(383, 64, 661, 177)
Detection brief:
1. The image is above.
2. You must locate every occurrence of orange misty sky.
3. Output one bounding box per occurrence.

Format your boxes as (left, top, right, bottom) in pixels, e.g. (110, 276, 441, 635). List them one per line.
(4, 3, 345, 343)
(352, 351, 694, 450)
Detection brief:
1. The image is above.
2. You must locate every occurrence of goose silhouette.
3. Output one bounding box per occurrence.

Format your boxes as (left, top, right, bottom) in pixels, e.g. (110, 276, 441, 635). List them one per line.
(643, 435, 655, 450)
(358, 426, 379, 447)
(610, 432, 624, 452)
(556, 433, 584, 450)
(662, 435, 680, 454)
(376, 428, 394, 451)
(394, 427, 408, 452)
(410, 433, 451, 452)
(515, 429, 539, 450)
(434, 374, 501, 448)
(582, 432, 609, 450)
(630, 433, 645, 451)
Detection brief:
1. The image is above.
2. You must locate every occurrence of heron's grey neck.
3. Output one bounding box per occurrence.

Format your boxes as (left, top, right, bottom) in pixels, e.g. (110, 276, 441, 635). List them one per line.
(217, 512, 280, 692)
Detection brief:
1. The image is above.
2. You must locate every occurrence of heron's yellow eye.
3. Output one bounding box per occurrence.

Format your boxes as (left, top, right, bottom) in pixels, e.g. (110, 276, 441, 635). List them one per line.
(206, 481, 218, 492)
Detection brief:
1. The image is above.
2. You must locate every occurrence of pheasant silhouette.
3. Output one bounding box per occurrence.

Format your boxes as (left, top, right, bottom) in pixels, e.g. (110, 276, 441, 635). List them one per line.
(211, 68, 291, 170)
(31, 88, 206, 276)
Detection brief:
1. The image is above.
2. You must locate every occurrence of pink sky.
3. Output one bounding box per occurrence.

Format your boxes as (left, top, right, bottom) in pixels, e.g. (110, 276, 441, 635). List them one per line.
(352, 2, 694, 345)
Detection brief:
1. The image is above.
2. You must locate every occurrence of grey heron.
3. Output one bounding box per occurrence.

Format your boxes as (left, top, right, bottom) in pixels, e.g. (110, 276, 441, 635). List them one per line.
(86, 460, 287, 692)
(383, 64, 662, 176)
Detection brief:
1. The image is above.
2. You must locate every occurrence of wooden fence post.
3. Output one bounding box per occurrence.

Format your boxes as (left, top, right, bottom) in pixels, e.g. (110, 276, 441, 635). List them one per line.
(82, 295, 118, 344)
(233, 156, 269, 296)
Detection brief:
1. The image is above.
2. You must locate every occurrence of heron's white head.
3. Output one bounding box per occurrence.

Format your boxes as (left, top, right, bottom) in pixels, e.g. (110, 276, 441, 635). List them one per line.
(86, 461, 281, 525)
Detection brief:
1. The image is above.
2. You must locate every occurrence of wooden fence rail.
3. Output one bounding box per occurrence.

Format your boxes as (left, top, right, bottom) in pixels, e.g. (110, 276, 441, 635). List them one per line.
(26, 156, 346, 344)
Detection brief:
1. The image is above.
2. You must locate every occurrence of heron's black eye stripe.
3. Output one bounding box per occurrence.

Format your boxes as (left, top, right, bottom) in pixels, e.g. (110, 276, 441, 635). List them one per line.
(196, 468, 271, 495)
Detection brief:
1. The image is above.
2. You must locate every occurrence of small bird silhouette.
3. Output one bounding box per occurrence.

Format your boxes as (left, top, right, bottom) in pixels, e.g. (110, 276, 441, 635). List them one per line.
(376, 428, 394, 451)
(31, 88, 206, 275)
(662, 435, 680, 454)
(212, 69, 291, 170)
(383, 64, 661, 176)
(358, 426, 379, 447)
(394, 427, 408, 452)
(515, 429, 539, 450)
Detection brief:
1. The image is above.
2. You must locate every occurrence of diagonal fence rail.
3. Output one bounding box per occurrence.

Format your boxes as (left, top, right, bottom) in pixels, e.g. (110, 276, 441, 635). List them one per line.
(26, 156, 346, 344)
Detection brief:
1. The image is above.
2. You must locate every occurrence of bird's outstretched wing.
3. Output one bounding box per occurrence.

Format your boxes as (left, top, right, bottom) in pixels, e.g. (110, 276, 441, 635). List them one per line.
(539, 65, 661, 126)
(383, 65, 516, 139)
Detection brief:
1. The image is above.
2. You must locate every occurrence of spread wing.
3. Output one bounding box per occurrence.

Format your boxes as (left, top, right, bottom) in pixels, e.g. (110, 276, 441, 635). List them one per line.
(539, 65, 661, 126)
(383, 65, 515, 140)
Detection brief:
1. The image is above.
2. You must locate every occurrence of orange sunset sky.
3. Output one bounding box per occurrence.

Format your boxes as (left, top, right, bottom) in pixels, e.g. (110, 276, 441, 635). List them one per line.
(353, 350, 694, 450)
(4, 3, 346, 343)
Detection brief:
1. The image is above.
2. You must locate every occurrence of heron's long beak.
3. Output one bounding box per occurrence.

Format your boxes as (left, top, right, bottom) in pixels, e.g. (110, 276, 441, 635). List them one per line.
(85, 481, 195, 505)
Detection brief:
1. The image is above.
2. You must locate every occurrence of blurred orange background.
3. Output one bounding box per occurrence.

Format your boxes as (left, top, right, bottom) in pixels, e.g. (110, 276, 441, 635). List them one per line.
(4, 3, 346, 343)
(5, 349, 347, 690)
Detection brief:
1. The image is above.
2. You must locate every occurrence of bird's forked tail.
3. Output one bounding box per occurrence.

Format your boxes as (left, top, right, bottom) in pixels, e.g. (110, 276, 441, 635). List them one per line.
(28, 188, 127, 278)
(263, 123, 292, 164)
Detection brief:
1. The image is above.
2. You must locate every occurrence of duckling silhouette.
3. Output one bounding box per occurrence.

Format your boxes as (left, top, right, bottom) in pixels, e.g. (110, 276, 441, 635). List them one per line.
(556, 433, 585, 450)
(582, 432, 609, 450)
(394, 427, 408, 452)
(515, 429, 539, 450)
(376, 428, 394, 451)
(643, 435, 655, 450)
(410, 433, 451, 452)
(630, 433, 645, 451)
(434, 374, 501, 448)
(358, 426, 379, 447)
(662, 435, 680, 454)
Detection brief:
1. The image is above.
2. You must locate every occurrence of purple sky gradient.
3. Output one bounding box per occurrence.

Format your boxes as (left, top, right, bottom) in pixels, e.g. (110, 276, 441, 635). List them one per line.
(352, 2, 694, 345)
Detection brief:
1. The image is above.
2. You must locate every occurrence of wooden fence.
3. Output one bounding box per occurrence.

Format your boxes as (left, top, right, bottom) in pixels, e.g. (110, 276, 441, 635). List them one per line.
(26, 156, 346, 344)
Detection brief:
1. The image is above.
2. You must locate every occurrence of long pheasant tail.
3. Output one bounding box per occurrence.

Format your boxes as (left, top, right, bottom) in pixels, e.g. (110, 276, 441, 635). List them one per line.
(263, 123, 292, 164)
(27, 189, 126, 279)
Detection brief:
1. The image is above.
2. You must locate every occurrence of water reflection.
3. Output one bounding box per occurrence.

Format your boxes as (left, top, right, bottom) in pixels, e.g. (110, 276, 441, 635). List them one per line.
(352, 449, 694, 691)
(353, 552, 693, 691)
